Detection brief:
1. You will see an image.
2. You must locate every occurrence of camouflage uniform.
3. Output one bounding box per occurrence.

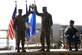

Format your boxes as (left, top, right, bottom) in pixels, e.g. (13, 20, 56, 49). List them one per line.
(65, 20, 79, 51)
(35, 7, 53, 51)
(13, 9, 30, 52)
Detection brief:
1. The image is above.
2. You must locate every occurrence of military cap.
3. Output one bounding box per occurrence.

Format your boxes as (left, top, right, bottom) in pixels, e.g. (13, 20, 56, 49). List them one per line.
(18, 9, 22, 12)
(70, 20, 74, 23)
(43, 7, 47, 9)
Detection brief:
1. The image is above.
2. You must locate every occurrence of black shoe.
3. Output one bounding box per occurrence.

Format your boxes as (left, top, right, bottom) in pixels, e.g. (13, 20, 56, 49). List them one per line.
(69, 50, 72, 51)
(69, 49, 72, 51)
(22, 50, 26, 52)
(17, 50, 20, 52)
(46, 49, 50, 52)
(75, 49, 78, 51)
(39, 49, 45, 51)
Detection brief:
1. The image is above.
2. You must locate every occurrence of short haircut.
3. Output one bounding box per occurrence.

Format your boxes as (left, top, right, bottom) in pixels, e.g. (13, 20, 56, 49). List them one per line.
(42, 7, 47, 10)
(18, 9, 22, 12)
(70, 20, 74, 23)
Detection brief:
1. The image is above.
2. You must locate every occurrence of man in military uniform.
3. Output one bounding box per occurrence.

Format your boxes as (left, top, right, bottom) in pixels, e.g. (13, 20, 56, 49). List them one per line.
(32, 6, 53, 52)
(65, 20, 79, 51)
(13, 9, 29, 52)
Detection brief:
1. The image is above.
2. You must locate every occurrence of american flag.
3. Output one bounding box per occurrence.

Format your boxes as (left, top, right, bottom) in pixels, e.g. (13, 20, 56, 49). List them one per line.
(7, 5, 17, 40)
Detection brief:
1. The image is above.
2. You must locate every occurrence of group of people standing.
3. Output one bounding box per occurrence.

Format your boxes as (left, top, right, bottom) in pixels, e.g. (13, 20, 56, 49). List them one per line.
(13, 4, 80, 52)
(13, 4, 53, 52)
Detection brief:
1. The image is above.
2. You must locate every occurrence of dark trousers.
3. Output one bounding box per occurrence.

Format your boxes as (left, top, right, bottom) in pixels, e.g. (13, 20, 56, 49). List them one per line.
(17, 30, 25, 51)
(68, 42, 78, 51)
(40, 28, 50, 50)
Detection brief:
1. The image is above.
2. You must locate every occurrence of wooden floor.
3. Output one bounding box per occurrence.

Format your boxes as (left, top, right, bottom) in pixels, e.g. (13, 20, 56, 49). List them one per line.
(0, 49, 82, 55)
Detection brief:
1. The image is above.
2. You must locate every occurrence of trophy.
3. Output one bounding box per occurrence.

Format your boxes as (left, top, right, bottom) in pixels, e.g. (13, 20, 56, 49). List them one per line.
(30, 4, 36, 11)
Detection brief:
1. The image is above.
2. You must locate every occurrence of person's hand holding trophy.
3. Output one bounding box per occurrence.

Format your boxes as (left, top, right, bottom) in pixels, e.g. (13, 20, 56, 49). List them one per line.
(29, 4, 36, 11)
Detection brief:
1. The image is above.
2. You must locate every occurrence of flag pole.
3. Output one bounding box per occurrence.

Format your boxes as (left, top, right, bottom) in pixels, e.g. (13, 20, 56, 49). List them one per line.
(25, 0, 27, 6)
(25, 0, 27, 3)
(14, 0, 17, 50)
(34, 0, 38, 49)
(34, 0, 36, 5)
(34, 0, 36, 9)
(25, 0, 29, 49)
(15, 0, 17, 6)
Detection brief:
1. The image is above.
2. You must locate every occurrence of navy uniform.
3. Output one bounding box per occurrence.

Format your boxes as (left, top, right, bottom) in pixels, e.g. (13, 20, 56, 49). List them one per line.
(34, 6, 53, 52)
(13, 9, 30, 52)
(65, 20, 79, 51)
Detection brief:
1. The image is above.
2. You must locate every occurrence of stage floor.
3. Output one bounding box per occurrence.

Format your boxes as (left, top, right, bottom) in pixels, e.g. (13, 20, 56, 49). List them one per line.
(0, 49, 82, 55)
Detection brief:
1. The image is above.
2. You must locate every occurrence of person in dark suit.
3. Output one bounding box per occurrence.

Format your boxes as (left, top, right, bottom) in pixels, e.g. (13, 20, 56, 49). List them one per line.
(65, 20, 79, 51)
(30, 5, 53, 52)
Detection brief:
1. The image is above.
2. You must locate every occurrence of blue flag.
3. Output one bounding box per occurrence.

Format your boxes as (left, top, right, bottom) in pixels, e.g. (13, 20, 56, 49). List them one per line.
(30, 11, 36, 37)
(25, 3, 30, 41)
